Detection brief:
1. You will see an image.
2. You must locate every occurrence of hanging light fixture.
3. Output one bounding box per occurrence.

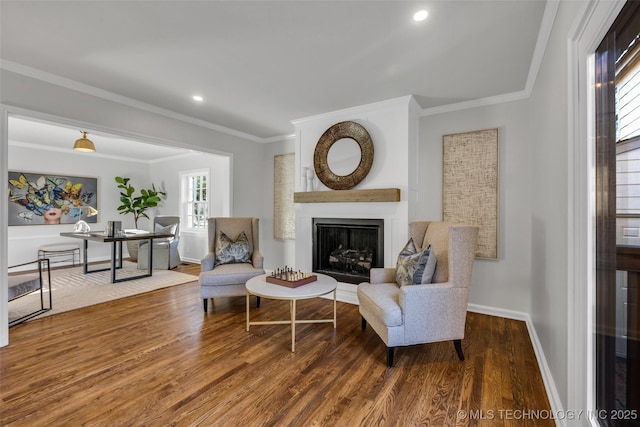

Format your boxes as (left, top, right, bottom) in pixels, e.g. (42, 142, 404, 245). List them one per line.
(73, 131, 96, 152)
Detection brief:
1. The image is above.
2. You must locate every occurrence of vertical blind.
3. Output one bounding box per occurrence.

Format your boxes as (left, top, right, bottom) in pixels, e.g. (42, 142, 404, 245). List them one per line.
(616, 34, 640, 215)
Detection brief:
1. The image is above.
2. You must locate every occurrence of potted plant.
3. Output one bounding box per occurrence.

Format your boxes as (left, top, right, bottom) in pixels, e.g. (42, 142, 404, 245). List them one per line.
(115, 176, 167, 260)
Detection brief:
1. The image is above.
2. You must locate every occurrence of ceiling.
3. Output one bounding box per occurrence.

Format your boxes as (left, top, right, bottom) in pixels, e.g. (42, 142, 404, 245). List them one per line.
(0, 1, 548, 141)
(8, 117, 194, 162)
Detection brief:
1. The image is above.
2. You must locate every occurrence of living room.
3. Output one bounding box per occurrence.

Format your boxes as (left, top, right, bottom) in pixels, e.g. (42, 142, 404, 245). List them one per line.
(1, 1, 635, 426)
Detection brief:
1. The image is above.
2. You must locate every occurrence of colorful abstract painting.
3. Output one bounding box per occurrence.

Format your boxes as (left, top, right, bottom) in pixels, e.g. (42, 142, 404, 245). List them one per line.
(8, 171, 98, 226)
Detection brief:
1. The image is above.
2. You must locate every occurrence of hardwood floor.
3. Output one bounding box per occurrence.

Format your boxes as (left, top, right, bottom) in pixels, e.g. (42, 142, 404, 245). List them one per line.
(1, 263, 552, 426)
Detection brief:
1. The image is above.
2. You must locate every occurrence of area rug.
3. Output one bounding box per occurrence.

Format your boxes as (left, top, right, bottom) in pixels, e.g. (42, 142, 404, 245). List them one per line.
(8, 262, 197, 323)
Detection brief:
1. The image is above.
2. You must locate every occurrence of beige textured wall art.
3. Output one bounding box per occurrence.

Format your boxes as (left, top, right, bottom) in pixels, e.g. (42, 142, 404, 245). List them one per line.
(274, 153, 295, 240)
(442, 128, 498, 259)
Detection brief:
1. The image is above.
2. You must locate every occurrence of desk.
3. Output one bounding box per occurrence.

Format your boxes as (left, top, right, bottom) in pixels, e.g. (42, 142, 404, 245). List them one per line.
(246, 273, 337, 352)
(60, 231, 174, 283)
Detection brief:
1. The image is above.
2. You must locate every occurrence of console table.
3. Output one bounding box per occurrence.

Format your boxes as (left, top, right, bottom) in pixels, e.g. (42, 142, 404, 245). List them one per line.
(60, 231, 174, 283)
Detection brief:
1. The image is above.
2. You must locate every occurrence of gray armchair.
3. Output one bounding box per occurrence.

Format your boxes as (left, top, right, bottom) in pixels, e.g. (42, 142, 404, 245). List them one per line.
(138, 215, 181, 270)
(199, 217, 265, 312)
(357, 221, 478, 367)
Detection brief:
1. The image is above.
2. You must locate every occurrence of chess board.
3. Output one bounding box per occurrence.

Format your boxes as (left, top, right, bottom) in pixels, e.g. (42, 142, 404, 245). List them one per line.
(266, 268, 318, 288)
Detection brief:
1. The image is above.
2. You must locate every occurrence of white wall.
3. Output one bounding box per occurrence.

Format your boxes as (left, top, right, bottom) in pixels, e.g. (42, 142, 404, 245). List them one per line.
(7, 144, 151, 265)
(526, 0, 587, 410)
(149, 152, 231, 263)
(261, 137, 296, 271)
(292, 96, 419, 267)
(418, 100, 533, 314)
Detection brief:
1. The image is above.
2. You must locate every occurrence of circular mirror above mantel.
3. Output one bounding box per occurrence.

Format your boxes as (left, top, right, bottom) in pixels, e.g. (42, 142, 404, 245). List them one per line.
(313, 121, 374, 190)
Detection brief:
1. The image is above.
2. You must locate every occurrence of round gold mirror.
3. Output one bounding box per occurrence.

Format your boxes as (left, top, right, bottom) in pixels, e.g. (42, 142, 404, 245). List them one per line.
(313, 121, 374, 190)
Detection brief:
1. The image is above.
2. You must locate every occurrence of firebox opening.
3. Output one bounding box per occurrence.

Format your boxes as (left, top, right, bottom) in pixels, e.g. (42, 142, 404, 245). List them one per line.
(312, 218, 384, 284)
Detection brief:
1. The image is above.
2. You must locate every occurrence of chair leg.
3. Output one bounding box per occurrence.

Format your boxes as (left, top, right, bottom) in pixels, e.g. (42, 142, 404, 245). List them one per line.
(454, 339, 465, 361)
(387, 347, 395, 367)
(203, 298, 208, 313)
(361, 316, 367, 330)
(257, 296, 261, 308)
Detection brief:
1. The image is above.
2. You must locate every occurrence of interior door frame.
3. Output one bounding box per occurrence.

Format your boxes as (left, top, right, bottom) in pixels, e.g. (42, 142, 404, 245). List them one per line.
(568, 0, 626, 421)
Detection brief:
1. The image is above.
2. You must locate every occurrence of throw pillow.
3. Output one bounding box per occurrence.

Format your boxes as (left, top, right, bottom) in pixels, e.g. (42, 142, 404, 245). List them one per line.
(395, 238, 431, 286)
(415, 244, 437, 284)
(215, 231, 251, 265)
(155, 223, 177, 242)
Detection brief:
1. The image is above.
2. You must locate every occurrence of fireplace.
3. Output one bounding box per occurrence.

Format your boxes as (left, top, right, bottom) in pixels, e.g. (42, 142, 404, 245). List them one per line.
(312, 218, 384, 284)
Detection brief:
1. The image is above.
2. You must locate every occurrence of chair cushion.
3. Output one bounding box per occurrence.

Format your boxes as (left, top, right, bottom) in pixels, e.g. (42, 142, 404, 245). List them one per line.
(8, 274, 41, 301)
(357, 283, 402, 327)
(215, 231, 251, 265)
(156, 223, 177, 242)
(199, 263, 263, 286)
(395, 238, 431, 286)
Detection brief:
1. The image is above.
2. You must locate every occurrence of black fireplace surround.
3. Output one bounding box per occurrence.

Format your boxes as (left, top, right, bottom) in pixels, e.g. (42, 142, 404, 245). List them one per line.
(312, 218, 384, 284)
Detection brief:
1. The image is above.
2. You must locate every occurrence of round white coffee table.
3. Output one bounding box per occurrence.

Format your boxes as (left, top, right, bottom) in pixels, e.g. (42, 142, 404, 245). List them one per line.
(246, 273, 337, 352)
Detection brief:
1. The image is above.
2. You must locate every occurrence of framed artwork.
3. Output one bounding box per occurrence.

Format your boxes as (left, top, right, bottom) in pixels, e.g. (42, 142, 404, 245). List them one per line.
(274, 153, 295, 239)
(8, 171, 98, 226)
(442, 128, 498, 259)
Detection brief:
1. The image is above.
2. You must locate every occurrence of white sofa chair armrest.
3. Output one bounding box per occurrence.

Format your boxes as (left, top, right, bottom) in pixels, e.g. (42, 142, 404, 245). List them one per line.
(398, 282, 469, 344)
(252, 250, 264, 269)
(201, 253, 216, 271)
(369, 267, 396, 284)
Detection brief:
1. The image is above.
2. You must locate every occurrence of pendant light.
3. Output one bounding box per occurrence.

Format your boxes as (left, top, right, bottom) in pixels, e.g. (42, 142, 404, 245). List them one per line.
(73, 131, 96, 152)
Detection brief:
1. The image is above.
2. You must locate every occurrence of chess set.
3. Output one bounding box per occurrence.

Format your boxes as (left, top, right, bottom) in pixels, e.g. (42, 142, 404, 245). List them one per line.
(266, 267, 318, 288)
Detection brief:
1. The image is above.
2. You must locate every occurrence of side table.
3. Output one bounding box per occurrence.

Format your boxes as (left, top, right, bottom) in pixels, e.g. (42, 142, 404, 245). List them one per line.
(246, 273, 337, 352)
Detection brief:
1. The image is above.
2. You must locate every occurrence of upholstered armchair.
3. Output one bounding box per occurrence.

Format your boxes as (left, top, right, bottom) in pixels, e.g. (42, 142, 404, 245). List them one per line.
(199, 217, 265, 312)
(357, 221, 479, 367)
(138, 216, 181, 270)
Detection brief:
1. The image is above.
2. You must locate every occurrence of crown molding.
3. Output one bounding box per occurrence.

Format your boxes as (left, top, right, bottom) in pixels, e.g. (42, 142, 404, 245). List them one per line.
(291, 95, 417, 127)
(420, 90, 530, 117)
(262, 133, 296, 144)
(525, 0, 560, 94)
(0, 60, 263, 143)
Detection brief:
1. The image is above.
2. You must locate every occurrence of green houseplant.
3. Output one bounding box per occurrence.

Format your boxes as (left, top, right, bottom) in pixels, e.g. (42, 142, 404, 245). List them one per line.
(115, 176, 167, 260)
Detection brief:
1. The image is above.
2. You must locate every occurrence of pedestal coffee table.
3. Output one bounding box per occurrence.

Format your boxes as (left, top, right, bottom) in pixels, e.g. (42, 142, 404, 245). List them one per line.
(245, 273, 337, 352)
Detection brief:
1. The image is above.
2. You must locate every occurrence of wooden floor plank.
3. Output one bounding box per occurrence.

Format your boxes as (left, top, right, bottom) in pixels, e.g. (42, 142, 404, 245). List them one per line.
(1, 263, 553, 426)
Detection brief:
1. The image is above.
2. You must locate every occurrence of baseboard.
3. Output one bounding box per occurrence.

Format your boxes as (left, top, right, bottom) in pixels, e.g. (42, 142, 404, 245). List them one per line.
(468, 304, 565, 427)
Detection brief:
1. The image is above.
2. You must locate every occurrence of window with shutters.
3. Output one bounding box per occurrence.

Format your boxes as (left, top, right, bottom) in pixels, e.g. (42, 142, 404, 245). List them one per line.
(616, 33, 640, 216)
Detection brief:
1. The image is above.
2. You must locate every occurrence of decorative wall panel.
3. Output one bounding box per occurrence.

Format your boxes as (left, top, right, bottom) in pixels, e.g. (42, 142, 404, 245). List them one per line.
(442, 128, 498, 259)
(274, 153, 295, 240)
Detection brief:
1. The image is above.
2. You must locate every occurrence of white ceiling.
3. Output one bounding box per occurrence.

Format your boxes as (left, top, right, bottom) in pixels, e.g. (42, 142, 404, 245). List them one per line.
(8, 117, 193, 162)
(1, 0, 548, 141)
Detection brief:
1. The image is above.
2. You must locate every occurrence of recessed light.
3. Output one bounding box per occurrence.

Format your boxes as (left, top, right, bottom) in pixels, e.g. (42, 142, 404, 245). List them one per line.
(413, 10, 428, 22)
(192, 95, 204, 102)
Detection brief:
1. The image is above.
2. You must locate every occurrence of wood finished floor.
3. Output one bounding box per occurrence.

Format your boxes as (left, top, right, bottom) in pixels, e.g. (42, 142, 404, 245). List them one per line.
(1, 263, 552, 426)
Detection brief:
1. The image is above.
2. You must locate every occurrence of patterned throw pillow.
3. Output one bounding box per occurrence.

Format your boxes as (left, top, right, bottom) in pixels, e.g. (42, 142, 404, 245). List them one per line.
(395, 238, 435, 286)
(215, 231, 251, 265)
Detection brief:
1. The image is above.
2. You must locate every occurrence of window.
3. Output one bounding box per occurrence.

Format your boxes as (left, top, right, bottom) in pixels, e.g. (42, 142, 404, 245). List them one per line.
(616, 31, 640, 216)
(181, 169, 209, 230)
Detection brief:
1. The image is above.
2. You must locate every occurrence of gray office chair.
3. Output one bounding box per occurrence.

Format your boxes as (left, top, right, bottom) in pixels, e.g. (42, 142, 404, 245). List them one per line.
(138, 215, 181, 270)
